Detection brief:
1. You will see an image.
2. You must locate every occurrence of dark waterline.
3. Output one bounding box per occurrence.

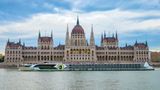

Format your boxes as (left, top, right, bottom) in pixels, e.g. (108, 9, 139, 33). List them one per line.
(0, 69, 160, 90)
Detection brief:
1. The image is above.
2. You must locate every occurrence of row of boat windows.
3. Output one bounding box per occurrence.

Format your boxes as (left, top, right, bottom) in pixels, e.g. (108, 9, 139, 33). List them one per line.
(69, 65, 141, 68)
(96, 52, 133, 54)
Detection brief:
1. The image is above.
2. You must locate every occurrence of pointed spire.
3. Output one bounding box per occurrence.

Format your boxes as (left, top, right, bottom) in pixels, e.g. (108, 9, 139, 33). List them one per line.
(38, 30, 41, 38)
(101, 33, 103, 44)
(65, 24, 70, 46)
(104, 31, 106, 38)
(90, 24, 95, 46)
(7, 38, 10, 45)
(19, 38, 21, 44)
(7, 38, 10, 43)
(145, 40, 148, 47)
(116, 31, 118, 40)
(91, 24, 93, 32)
(67, 24, 69, 32)
(135, 40, 138, 45)
(76, 16, 79, 25)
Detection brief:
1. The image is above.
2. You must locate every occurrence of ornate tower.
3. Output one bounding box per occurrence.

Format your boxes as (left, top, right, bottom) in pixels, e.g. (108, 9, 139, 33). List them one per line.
(70, 16, 87, 46)
(101, 31, 118, 47)
(90, 25, 95, 46)
(38, 31, 53, 50)
(65, 24, 70, 46)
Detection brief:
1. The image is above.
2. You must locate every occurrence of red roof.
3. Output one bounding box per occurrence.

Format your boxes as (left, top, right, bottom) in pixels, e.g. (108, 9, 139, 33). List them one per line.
(120, 45, 134, 50)
(135, 43, 147, 49)
(103, 37, 117, 42)
(71, 25, 84, 34)
(23, 47, 37, 50)
(7, 42, 21, 48)
(39, 37, 52, 42)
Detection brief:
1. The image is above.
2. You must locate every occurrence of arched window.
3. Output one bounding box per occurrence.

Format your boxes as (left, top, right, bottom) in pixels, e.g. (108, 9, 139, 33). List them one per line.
(75, 40, 77, 46)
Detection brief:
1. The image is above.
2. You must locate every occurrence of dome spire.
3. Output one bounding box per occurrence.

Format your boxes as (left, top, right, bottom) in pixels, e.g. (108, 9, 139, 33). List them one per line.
(77, 16, 79, 25)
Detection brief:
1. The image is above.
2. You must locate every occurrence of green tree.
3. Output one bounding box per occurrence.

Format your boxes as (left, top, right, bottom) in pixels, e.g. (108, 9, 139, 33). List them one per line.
(0, 54, 4, 63)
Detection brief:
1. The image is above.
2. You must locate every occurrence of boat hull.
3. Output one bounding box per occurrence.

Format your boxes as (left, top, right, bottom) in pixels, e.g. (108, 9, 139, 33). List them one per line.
(19, 63, 154, 71)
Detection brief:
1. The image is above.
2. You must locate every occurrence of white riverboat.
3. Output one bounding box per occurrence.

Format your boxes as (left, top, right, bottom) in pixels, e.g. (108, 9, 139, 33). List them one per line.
(19, 62, 154, 71)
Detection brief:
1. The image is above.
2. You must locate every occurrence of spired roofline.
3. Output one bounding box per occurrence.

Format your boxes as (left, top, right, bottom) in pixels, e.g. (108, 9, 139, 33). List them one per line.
(5, 17, 149, 50)
(37, 31, 53, 43)
(77, 16, 79, 25)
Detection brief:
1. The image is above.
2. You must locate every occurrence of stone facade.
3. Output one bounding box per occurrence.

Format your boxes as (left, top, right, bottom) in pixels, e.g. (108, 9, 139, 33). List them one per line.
(4, 17, 150, 65)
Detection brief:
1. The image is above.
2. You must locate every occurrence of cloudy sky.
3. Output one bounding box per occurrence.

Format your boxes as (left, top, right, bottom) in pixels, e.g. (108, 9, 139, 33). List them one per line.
(0, 0, 160, 54)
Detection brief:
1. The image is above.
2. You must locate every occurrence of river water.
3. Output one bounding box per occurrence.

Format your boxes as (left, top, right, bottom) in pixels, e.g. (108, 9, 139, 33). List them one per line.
(0, 69, 159, 90)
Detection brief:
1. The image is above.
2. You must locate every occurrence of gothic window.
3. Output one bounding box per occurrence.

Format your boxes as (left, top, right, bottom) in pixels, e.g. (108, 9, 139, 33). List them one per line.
(92, 51, 94, 56)
(44, 56, 46, 60)
(75, 40, 77, 46)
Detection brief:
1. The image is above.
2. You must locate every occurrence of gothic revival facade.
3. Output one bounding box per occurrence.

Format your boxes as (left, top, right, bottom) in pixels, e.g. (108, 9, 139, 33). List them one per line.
(4, 17, 150, 65)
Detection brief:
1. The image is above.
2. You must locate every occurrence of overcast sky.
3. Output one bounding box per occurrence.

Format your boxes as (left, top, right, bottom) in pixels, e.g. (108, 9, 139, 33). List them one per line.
(0, 0, 160, 54)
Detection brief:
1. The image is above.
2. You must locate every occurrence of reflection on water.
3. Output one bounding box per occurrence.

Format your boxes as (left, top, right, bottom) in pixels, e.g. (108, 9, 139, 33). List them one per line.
(0, 69, 160, 90)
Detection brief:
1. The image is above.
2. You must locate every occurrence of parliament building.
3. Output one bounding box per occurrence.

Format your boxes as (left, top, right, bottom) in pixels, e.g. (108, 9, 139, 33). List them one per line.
(4, 17, 150, 65)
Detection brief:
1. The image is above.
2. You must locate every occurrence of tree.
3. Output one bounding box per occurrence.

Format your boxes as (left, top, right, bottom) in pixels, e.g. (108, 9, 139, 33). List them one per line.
(0, 54, 4, 63)
(151, 52, 160, 62)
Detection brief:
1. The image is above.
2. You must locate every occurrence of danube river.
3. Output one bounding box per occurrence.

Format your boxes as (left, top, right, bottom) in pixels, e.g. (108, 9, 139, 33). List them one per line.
(0, 69, 159, 90)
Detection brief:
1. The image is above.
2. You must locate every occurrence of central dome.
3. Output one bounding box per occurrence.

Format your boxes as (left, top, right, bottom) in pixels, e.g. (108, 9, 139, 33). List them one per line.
(72, 25, 84, 34)
(71, 17, 85, 34)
